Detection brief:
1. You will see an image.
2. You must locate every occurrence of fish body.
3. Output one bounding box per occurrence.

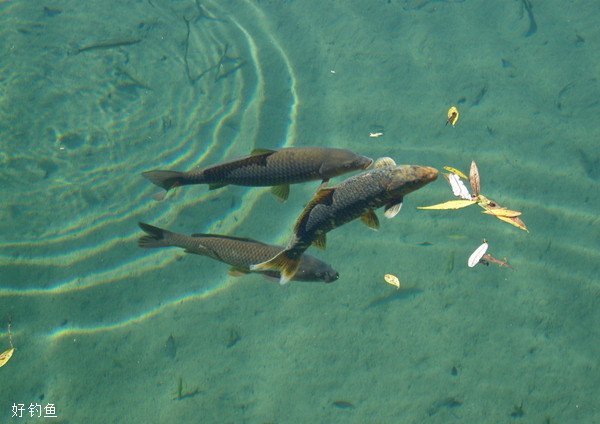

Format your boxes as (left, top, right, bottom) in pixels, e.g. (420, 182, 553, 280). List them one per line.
(137, 222, 339, 283)
(142, 147, 372, 201)
(251, 161, 438, 284)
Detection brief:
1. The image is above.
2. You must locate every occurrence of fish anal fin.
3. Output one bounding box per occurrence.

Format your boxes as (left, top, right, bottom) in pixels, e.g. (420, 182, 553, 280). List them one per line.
(271, 184, 290, 202)
(229, 267, 250, 277)
(312, 232, 327, 249)
(208, 183, 228, 190)
(361, 209, 380, 230)
(373, 157, 396, 168)
(384, 201, 403, 218)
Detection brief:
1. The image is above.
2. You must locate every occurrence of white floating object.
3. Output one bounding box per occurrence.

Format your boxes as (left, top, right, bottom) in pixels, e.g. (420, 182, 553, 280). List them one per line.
(369, 132, 384, 138)
(468, 241, 489, 268)
(448, 173, 471, 200)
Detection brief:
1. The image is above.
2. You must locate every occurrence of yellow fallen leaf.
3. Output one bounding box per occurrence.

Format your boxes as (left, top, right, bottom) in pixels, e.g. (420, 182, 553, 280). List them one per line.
(482, 208, 522, 218)
(418, 199, 476, 210)
(447, 106, 459, 126)
(384, 274, 400, 289)
(0, 348, 14, 367)
(478, 200, 528, 231)
(443, 166, 468, 180)
(494, 214, 529, 232)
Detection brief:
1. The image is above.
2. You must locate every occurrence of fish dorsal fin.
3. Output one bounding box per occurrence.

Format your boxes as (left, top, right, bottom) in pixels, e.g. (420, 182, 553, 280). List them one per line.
(271, 184, 290, 202)
(373, 157, 396, 168)
(384, 200, 403, 218)
(360, 209, 380, 230)
(190, 233, 268, 245)
(250, 148, 276, 156)
(312, 232, 327, 249)
(229, 266, 250, 276)
(294, 187, 336, 234)
(312, 186, 336, 204)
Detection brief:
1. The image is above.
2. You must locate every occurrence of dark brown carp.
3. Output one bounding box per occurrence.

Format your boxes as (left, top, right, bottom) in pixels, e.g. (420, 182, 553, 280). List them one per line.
(142, 147, 373, 201)
(137, 222, 339, 283)
(251, 158, 438, 284)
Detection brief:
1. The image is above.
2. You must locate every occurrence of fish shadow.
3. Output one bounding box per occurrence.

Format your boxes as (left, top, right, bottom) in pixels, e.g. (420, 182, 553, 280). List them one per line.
(365, 287, 423, 309)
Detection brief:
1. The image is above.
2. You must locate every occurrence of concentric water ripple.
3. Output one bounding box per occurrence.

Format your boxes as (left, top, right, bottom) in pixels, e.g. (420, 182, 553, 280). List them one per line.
(0, 0, 298, 322)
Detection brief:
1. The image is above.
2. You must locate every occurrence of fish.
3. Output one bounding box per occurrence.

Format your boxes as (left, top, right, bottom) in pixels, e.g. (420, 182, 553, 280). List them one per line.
(251, 158, 438, 284)
(137, 222, 339, 283)
(142, 147, 373, 201)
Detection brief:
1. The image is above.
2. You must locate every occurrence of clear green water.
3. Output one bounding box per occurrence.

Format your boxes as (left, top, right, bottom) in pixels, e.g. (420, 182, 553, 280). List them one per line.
(1, 1, 599, 422)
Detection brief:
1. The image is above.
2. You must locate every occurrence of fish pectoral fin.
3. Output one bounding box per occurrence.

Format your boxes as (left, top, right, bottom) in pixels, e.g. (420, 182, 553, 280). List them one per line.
(373, 157, 396, 168)
(271, 184, 290, 202)
(384, 201, 403, 218)
(312, 232, 327, 249)
(208, 183, 228, 190)
(250, 250, 301, 285)
(229, 266, 250, 277)
(360, 209, 380, 230)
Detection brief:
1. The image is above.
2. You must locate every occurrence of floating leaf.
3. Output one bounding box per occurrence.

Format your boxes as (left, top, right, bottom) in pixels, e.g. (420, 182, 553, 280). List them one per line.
(0, 348, 14, 368)
(445, 173, 472, 200)
(469, 161, 481, 197)
(384, 274, 400, 289)
(446, 106, 459, 126)
(468, 241, 489, 268)
(418, 199, 476, 210)
(493, 214, 529, 232)
(482, 208, 522, 218)
(480, 201, 528, 231)
(481, 254, 512, 268)
(443, 166, 468, 180)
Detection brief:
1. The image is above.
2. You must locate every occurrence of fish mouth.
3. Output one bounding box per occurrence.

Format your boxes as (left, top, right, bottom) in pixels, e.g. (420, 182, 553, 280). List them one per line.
(421, 166, 439, 182)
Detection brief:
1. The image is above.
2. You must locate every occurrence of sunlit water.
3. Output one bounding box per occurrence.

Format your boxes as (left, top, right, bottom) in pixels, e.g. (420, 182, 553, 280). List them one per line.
(1, 1, 599, 422)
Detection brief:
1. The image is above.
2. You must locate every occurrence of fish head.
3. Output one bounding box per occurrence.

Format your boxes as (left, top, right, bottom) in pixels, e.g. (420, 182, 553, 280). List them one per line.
(295, 254, 340, 283)
(386, 165, 439, 197)
(319, 149, 373, 179)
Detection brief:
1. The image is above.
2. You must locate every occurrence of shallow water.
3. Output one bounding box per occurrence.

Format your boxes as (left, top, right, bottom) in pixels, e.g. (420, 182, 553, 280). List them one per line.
(1, 0, 599, 422)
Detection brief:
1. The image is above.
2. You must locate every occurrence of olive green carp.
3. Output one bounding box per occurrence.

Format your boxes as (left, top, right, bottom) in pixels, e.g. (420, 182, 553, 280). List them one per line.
(251, 158, 438, 284)
(142, 147, 373, 201)
(137, 222, 339, 283)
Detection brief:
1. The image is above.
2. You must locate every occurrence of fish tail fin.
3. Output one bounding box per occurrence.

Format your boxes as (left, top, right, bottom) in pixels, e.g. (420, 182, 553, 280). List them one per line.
(138, 222, 173, 248)
(251, 249, 301, 285)
(142, 170, 198, 191)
